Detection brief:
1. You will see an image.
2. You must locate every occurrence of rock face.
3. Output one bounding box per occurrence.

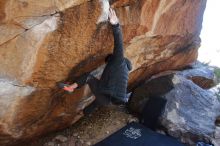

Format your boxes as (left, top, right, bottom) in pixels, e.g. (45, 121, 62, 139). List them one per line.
(129, 62, 216, 114)
(0, 0, 206, 145)
(129, 72, 220, 145)
(161, 75, 220, 145)
(178, 62, 215, 89)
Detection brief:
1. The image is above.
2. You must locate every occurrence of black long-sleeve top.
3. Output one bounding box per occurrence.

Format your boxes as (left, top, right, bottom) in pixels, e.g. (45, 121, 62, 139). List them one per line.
(99, 24, 132, 102)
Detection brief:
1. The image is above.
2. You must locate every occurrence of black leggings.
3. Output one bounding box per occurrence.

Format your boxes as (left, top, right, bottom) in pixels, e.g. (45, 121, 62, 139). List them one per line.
(87, 75, 111, 106)
(76, 74, 111, 114)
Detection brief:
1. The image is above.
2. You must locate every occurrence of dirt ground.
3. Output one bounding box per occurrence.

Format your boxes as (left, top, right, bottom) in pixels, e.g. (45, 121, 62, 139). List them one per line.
(18, 100, 220, 146)
(22, 105, 138, 146)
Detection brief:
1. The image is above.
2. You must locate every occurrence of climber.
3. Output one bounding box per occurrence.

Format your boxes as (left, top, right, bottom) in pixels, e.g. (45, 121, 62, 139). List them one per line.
(58, 8, 132, 106)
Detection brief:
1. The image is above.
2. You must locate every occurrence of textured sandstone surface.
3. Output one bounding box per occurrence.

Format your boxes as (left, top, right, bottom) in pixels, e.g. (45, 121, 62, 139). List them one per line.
(0, 0, 206, 145)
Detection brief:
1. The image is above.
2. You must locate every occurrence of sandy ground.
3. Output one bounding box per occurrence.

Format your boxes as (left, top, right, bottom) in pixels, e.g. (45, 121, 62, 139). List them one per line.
(22, 105, 138, 146)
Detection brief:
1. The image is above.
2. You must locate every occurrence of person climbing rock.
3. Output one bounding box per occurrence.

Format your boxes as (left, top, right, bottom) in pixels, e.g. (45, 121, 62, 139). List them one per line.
(59, 8, 132, 107)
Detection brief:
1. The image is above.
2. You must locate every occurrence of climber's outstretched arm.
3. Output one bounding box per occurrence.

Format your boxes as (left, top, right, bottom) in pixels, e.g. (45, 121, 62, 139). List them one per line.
(109, 8, 124, 59)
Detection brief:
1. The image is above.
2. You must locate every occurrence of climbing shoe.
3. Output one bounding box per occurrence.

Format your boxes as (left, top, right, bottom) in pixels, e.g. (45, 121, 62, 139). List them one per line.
(58, 83, 74, 93)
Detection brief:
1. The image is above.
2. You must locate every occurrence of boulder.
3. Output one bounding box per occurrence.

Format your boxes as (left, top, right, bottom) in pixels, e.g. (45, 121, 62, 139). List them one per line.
(208, 83, 220, 101)
(177, 61, 215, 89)
(129, 73, 175, 114)
(129, 73, 220, 145)
(209, 84, 220, 126)
(129, 62, 216, 113)
(211, 126, 220, 146)
(161, 75, 220, 145)
(0, 0, 207, 145)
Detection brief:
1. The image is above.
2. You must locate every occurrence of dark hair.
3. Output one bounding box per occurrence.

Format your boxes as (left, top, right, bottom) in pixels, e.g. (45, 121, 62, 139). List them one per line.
(105, 54, 113, 62)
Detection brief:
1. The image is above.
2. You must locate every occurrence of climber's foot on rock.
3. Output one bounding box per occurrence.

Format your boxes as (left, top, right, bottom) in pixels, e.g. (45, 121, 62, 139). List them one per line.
(58, 82, 78, 93)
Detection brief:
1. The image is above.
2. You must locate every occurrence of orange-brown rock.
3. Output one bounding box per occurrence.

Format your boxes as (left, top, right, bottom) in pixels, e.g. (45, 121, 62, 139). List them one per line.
(0, 0, 206, 145)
